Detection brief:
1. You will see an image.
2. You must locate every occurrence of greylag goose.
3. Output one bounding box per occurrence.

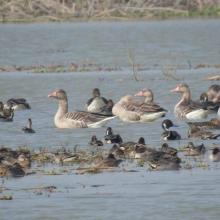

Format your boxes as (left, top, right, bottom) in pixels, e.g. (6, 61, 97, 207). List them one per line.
(22, 118, 35, 134)
(210, 147, 220, 162)
(5, 98, 31, 110)
(86, 88, 108, 113)
(161, 119, 181, 140)
(134, 88, 167, 119)
(171, 83, 208, 120)
(48, 89, 115, 128)
(112, 94, 165, 122)
(112, 95, 140, 122)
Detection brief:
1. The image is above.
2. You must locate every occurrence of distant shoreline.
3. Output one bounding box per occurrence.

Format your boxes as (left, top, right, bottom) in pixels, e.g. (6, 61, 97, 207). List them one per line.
(0, 1, 219, 23)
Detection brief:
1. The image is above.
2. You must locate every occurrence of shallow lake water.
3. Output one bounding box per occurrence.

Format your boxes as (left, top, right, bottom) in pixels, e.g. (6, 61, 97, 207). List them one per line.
(0, 20, 220, 220)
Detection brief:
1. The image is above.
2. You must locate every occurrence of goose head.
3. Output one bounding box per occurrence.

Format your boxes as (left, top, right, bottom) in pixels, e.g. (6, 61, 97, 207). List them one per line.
(48, 89, 67, 100)
(135, 89, 153, 102)
(170, 83, 190, 94)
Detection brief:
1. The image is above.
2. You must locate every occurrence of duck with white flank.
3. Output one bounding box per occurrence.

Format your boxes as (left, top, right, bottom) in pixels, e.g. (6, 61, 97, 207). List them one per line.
(210, 147, 220, 162)
(161, 119, 181, 140)
(104, 127, 123, 144)
(86, 88, 108, 113)
(171, 83, 208, 120)
(48, 89, 115, 128)
(22, 118, 35, 134)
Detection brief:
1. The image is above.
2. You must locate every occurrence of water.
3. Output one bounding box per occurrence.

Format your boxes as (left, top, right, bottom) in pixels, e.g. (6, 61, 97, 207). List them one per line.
(0, 20, 220, 220)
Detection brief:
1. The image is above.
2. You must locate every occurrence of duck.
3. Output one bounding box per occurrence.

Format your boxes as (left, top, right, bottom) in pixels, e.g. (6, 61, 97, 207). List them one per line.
(148, 151, 181, 171)
(182, 142, 206, 156)
(89, 135, 103, 146)
(205, 84, 220, 103)
(99, 99, 114, 116)
(112, 94, 166, 123)
(86, 88, 108, 113)
(98, 153, 122, 167)
(199, 93, 220, 112)
(109, 144, 125, 158)
(0, 106, 14, 122)
(209, 147, 220, 162)
(104, 127, 123, 144)
(22, 118, 35, 133)
(0, 162, 25, 177)
(161, 119, 181, 140)
(187, 118, 220, 130)
(48, 89, 115, 128)
(160, 143, 178, 156)
(132, 137, 156, 159)
(188, 125, 220, 139)
(171, 83, 208, 120)
(5, 98, 31, 110)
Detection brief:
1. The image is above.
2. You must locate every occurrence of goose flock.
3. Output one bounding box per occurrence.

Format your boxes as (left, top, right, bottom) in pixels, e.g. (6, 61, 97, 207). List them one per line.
(1, 83, 220, 176)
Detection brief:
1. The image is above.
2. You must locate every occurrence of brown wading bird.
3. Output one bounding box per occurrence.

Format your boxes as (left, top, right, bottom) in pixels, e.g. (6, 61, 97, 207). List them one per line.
(48, 89, 115, 128)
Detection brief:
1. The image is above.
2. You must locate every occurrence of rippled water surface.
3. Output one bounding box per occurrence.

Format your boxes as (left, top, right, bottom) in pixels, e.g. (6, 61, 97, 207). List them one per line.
(0, 20, 220, 220)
